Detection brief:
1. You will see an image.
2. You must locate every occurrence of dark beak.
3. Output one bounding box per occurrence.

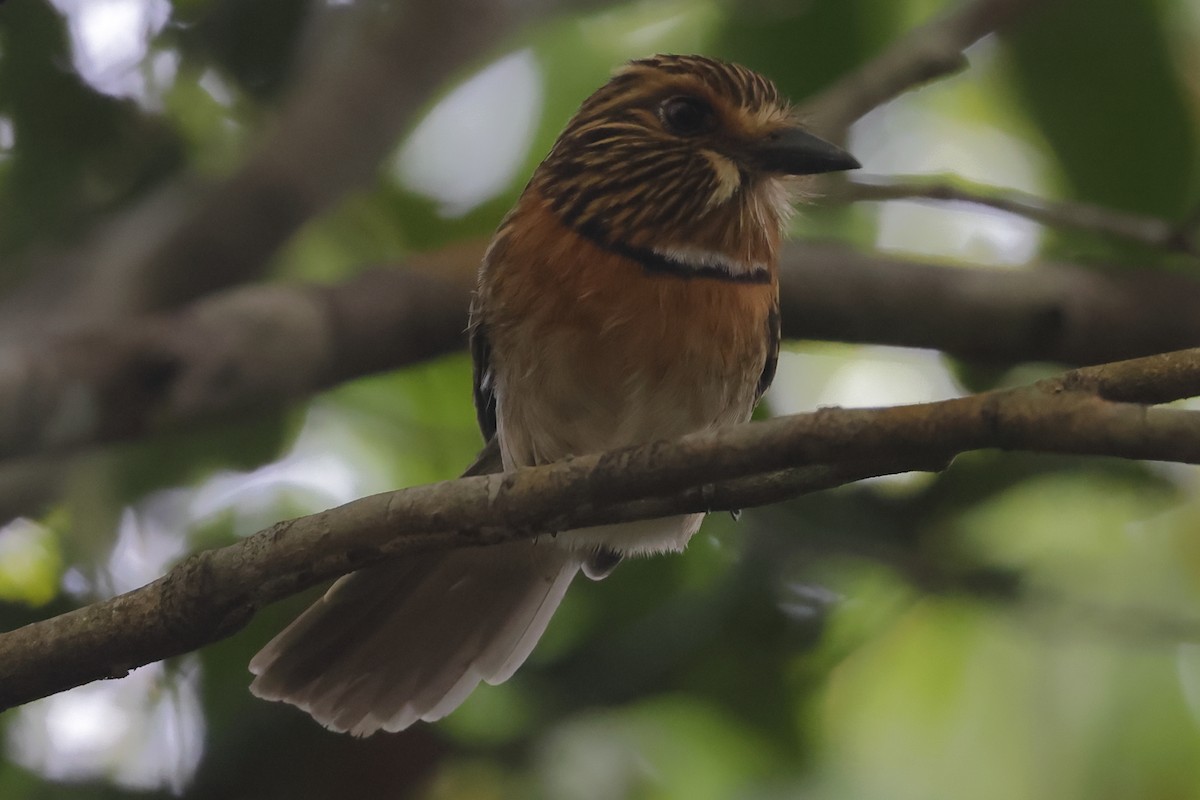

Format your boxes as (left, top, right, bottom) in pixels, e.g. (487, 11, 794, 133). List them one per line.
(751, 127, 861, 175)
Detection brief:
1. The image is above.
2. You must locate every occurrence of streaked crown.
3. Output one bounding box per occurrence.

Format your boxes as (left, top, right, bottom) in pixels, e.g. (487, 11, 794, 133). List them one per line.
(531, 55, 857, 275)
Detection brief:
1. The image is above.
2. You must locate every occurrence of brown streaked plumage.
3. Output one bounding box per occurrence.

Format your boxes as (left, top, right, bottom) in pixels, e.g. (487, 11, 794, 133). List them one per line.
(249, 54, 859, 735)
(536, 55, 798, 264)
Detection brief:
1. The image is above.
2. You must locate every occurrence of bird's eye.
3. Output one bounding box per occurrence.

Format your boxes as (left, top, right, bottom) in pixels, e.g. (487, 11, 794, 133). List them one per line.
(659, 96, 715, 136)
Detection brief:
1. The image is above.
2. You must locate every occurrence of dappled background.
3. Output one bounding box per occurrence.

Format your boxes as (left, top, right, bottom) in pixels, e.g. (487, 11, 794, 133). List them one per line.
(2, 0, 1200, 797)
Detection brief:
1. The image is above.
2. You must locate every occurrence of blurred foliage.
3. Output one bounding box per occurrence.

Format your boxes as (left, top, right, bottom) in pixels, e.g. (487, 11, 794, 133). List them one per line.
(0, 519, 60, 607)
(1, 0, 1200, 799)
(1004, 0, 1199, 263)
(0, 0, 182, 268)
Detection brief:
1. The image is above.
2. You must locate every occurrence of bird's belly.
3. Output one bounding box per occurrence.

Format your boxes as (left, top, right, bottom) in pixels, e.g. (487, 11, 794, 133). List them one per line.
(495, 348, 728, 554)
(492, 285, 767, 555)
(496, 313, 759, 466)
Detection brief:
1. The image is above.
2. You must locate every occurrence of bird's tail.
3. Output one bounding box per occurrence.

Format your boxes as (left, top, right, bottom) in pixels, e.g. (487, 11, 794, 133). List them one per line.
(249, 540, 580, 735)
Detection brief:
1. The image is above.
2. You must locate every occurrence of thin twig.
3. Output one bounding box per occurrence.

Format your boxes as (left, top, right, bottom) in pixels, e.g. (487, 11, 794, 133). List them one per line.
(841, 174, 1199, 256)
(801, 0, 1043, 135)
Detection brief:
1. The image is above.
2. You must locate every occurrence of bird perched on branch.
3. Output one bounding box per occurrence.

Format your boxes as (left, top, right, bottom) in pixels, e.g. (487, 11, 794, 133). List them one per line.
(249, 54, 859, 735)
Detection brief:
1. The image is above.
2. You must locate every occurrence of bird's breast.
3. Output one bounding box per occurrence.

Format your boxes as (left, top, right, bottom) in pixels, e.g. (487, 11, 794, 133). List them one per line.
(481, 193, 777, 469)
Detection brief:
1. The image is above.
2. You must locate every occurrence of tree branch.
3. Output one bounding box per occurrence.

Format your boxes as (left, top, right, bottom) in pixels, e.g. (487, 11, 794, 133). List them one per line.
(777, 242, 1200, 364)
(0, 267, 469, 460)
(1, 0, 605, 336)
(800, 0, 1042, 135)
(840, 175, 1200, 256)
(3, 346, 1200, 710)
(2, 240, 1200, 471)
(123, 0, 512, 309)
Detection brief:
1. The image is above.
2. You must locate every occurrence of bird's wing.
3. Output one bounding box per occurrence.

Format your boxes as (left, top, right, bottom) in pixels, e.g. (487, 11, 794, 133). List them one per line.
(469, 313, 498, 442)
(755, 299, 781, 403)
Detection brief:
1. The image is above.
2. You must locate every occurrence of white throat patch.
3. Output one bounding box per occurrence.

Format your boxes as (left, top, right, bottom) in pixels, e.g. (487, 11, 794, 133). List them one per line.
(650, 245, 769, 278)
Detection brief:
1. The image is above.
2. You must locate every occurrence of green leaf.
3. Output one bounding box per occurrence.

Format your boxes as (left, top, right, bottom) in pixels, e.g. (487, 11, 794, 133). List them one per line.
(0, 518, 61, 607)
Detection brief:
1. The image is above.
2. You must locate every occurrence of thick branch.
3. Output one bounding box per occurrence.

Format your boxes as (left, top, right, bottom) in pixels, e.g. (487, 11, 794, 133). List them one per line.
(3, 241, 1200, 468)
(2, 0, 601, 335)
(2, 347, 1200, 710)
(123, 1, 496, 309)
(778, 243, 1200, 364)
(0, 268, 468, 459)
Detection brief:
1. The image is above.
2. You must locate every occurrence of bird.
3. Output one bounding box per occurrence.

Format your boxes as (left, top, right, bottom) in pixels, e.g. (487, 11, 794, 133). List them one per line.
(248, 54, 859, 736)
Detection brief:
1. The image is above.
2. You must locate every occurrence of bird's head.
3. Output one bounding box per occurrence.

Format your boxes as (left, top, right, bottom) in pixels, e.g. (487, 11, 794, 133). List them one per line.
(533, 54, 859, 277)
